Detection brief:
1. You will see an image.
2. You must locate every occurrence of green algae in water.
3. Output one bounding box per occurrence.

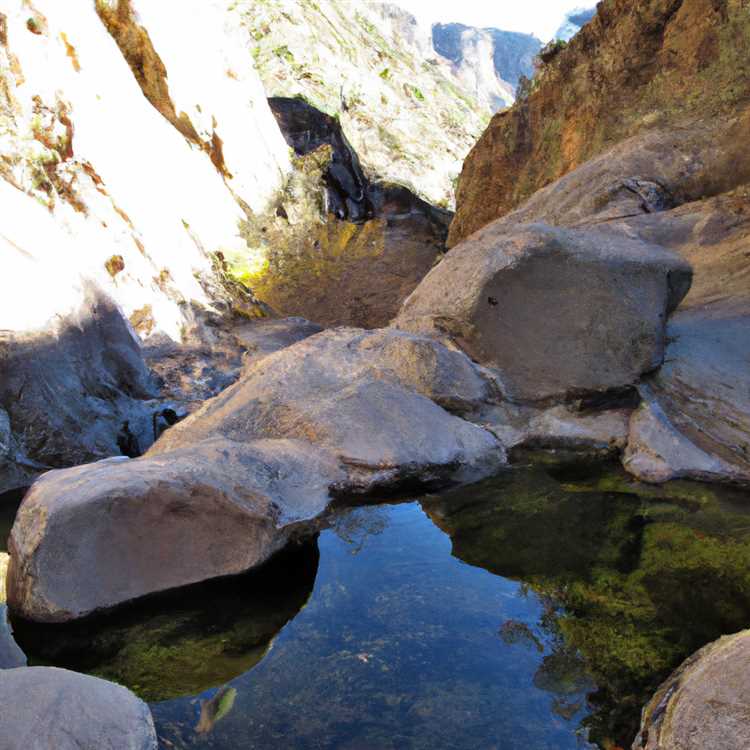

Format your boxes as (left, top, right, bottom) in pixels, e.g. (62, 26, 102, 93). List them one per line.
(423, 460, 750, 747)
(12, 461, 750, 749)
(13, 540, 319, 701)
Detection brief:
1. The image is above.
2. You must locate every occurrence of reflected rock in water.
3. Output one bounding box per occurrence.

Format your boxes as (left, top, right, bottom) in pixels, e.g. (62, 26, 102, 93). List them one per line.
(196, 685, 238, 734)
(422, 462, 750, 748)
(11, 539, 319, 701)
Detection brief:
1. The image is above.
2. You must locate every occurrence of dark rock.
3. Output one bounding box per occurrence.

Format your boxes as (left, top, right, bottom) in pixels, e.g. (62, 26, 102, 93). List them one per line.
(0, 284, 160, 494)
(269, 96, 372, 223)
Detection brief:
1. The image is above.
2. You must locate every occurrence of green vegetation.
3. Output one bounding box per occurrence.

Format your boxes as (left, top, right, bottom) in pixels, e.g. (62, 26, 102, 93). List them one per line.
(424, 461, 750, 748)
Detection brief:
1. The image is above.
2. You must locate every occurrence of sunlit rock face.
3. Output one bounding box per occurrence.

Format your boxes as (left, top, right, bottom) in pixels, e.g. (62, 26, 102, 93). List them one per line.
(449, 0, 750, 246)
(0, 0, 291, 341)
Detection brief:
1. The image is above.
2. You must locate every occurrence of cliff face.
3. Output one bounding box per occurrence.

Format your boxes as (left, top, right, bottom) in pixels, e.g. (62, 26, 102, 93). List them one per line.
(240, 0, 494, 209)
(432, 23, 540, 96)
(449, 0, 750, 246)
(0, 0, 291, 340)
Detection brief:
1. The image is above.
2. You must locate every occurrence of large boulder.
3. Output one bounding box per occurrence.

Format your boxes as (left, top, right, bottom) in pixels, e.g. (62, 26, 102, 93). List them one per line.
(633, 630, 750, 750)
(7, 438, 343, 623)
(0, 666, 157, 750)
(394, 223, 692, 403)
(151, 328, 504, 486)
(8, 328, 505, 622)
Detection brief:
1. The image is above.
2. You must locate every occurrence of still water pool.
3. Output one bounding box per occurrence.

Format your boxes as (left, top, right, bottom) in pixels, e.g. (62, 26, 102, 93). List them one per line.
(13, 460, 750, 750)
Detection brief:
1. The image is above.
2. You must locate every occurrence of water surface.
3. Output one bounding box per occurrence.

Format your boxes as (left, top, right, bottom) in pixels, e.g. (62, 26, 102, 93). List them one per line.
(14, 461, 750, 749)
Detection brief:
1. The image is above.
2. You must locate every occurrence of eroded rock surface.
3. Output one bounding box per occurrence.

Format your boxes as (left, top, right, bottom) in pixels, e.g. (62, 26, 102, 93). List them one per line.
(633, 630, 750, 750)
(395, 222, 691, 403)
(449, 0, 750, 245)
(0, 666, 157, 750)
(234, 98, 451, 328)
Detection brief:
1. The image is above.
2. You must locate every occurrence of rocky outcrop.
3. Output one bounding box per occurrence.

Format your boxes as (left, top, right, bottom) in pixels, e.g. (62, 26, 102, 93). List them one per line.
(7, 438, 343, 622)
(449, 0, 750, 245)
(0, 666, 157, 749)
(230, 97, 451, 327)
(431, 23, 540, 108)
(150, 328, 504, 481)
(395, 222, 692, 403)
(8, 328, 504, 621)
(633, 630, 750, 750)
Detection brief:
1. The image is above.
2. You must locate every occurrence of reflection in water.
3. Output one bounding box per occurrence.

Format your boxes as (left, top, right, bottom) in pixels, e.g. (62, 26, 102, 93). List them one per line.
(13, 540, 319, 701)
(423, 460, 750, 747)
(9, 461, 750, 750)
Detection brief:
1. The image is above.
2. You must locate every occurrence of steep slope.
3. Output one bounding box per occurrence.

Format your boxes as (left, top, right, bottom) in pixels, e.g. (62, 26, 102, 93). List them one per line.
(238, 0, 492, 208)
(450, 0, 750, 245)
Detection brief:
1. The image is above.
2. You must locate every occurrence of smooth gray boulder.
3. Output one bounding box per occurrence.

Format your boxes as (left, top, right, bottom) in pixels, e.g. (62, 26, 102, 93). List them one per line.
(7, 438, 343, 623)
(633, 630, 750, 750)
(394, 222, 692, 403)
(152, 327, 505, 485)
(7, 328, 504, 623)
(0, 666, 157, 749)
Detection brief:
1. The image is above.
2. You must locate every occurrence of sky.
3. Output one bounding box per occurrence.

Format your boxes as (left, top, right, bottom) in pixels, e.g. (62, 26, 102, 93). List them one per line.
(395, 0, 591, 42)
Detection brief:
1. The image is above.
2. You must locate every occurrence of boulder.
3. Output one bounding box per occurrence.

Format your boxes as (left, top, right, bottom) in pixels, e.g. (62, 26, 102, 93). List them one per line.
(8, 328, 504, 622)
(7, 438, 343, 623)
(0, 284, 161, 494)
(0, 666, 157, 750)
(394, 223, 692, 403)
(480, 402, 632, 456)
(633, 630, 750, 750)
(152, 327, 505, 486)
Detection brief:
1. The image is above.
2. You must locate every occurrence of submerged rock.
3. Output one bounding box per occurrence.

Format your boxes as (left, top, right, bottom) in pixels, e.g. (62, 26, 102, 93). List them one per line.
(0, 666, 157, 749)
(7, 438, 341, 623)
(633, 630, 750, 750)
(395, 222, 692, 403)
